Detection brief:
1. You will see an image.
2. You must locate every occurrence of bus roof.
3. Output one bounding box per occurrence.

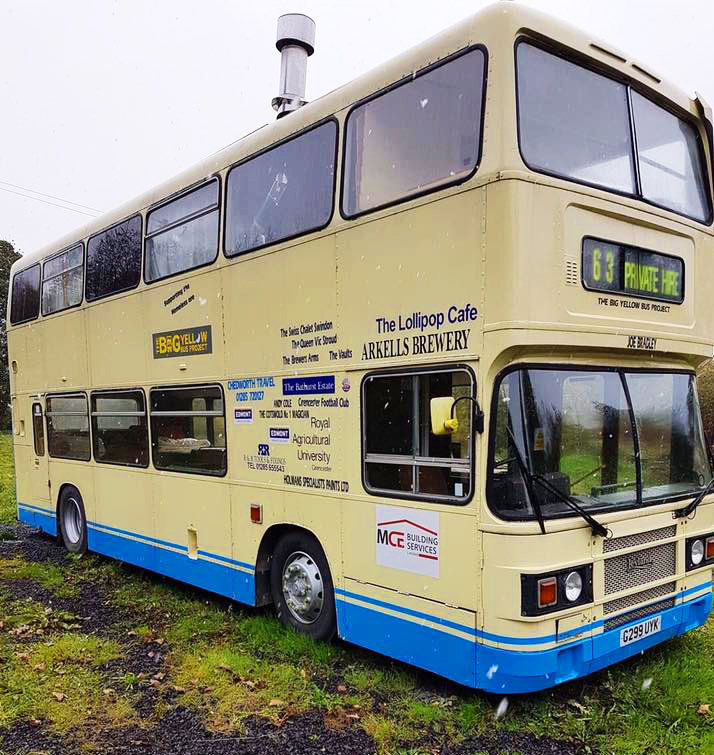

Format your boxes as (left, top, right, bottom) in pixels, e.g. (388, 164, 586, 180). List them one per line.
(11, 1, 708, 277)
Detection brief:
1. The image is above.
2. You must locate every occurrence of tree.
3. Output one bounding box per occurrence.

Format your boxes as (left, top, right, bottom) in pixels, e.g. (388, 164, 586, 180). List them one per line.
(0, 240, 21, 431)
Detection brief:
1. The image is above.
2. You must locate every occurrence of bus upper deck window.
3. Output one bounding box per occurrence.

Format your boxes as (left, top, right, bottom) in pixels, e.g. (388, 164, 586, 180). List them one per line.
(145, 180, 220, 282)
(86, 216, 142, 301)
(517, 41, 712, 223)
(42, 244, 84, 315)
(631, 91, 711, 222)
(516, 43, 636, 194)
(343, 48, 485, 217)
(10, 264, 41, 325)
(225, 121, 336, 257)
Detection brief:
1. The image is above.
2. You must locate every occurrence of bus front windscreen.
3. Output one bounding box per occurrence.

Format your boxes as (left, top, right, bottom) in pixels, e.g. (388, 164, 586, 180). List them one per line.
(489, 368, 712, 521)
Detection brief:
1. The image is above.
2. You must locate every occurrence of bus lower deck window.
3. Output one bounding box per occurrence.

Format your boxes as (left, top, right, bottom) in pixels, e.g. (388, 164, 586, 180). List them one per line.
(362, 369, 473, 502)
(91, 390, 149, 467)
(150, 385, 226, 476)
(46, 394, 90, 461)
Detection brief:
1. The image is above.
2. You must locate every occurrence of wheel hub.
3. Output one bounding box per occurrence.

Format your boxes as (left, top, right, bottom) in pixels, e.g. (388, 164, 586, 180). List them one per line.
(282, 551, 324, 624)
(63, 498, 82, 544)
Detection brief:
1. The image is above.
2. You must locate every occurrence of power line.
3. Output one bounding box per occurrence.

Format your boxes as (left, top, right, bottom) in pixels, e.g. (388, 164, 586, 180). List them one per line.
(0, 185, 99, 218)
(0, 179, 103, 213)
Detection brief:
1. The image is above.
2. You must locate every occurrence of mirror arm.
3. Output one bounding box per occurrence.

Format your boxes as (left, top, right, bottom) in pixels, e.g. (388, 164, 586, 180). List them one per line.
(451, 395, 484, 434)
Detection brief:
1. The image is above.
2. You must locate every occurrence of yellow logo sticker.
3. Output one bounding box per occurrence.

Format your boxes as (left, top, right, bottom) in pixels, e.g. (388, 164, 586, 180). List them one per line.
(152, 326, 212, 359)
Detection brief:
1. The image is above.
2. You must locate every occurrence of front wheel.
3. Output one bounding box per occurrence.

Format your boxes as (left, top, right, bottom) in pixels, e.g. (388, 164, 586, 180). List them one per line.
(59, 487, 88, 555)
(270, 531, 336, 641)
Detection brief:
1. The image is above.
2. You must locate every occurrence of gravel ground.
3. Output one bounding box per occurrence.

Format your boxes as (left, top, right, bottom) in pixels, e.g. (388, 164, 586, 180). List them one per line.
(0, 523, 590, 755)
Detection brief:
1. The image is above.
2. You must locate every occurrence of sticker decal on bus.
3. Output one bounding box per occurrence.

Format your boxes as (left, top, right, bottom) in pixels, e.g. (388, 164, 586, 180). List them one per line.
(234, 408, 253, 424)
(376, 505, 440, 578)
(152, 325, 212, 358)
(282, 376, 336, 395)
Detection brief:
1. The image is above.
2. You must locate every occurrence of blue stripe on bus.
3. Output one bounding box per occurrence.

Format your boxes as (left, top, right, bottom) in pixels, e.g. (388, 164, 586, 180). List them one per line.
(18, 503, 57, 537)
(88, 524, 256, 605)
(337, 581, 712, 647)
(335, 594, 477, 688)
(17, 502, 256, 605)
(17, 502, 255, 572)
(335, 587, 477, 637)
(475, 591, 713, 693)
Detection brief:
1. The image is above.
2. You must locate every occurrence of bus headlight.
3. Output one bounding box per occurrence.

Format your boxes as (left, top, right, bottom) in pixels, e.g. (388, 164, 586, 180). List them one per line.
(686, 532, 714, 570)
(564, 570, 583, 602)
(521, 565, 592, 616)
(691, 539, 705, 566)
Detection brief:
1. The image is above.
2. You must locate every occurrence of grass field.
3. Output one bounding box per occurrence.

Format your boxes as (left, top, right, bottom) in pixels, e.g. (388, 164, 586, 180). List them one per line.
(1, 433, 714, 754)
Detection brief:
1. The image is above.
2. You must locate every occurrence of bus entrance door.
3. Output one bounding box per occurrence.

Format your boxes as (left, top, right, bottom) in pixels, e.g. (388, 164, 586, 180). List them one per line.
(29, 400, 49, 505)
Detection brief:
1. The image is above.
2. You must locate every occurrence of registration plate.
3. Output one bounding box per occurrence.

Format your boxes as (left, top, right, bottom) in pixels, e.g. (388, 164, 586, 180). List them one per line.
(619, 615, 662, 646)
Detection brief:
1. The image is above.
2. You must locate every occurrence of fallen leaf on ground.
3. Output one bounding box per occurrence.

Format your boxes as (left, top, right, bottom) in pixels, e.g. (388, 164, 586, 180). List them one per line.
(337, 684, 347, 693)
(51, 692, 66, 702)
(698, 704, 711, 716)
(269, 699, 284, 707)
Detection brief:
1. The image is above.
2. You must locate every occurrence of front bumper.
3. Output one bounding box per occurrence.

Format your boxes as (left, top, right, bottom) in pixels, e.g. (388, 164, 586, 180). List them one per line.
(476, 587, 712, 694)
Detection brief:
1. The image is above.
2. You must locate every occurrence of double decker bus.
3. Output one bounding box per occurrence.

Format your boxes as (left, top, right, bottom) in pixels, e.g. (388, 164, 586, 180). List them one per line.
(8, 3, 714, 693)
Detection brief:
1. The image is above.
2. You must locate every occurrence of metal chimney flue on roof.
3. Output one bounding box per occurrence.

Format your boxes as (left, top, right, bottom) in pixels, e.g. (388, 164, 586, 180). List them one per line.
(272, 13, 316, 118)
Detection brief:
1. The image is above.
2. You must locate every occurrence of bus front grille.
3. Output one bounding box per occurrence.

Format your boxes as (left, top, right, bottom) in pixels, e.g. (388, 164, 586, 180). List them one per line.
(603, 581, 676, 615)
(603, 597, 675, 631)
(603, 525, 676, 553)
(604, 542, 676, 595)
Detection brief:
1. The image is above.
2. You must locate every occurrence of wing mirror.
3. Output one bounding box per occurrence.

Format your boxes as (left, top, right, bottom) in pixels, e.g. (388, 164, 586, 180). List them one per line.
(430, 395, 484, 436)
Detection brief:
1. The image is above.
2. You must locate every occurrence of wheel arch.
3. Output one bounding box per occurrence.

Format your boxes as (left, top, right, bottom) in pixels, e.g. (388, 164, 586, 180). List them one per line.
(254, 523, 328, 607)
(54, 482, 81, 542)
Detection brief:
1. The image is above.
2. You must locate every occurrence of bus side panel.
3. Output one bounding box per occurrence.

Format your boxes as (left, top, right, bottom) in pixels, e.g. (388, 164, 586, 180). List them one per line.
(42, 310, 89, 391)
(89, 466, 156, 571)
(152, 476, 251, 604)
(222, 235, 338, 377)
(335, 578, 477, 688)
(145, 269, 225, 385)
(87, 293, 147, 389)
(8, 327, 44, 395)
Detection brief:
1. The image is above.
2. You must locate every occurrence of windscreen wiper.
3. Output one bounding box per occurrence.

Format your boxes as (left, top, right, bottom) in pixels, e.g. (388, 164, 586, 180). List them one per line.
(531, 474, 609, 539)
(674, 475, 714, 520)
(505, 426, 546, 535)
(505, 426, 609, 538)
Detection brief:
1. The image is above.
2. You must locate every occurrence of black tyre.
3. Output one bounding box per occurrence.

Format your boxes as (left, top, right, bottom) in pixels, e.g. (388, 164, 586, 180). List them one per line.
(270, 531, 336, 641)
(58, 487, 88, 555)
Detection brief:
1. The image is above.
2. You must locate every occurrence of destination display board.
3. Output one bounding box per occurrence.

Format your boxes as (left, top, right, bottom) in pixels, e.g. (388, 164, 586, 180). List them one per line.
(581, 237, 684, 304)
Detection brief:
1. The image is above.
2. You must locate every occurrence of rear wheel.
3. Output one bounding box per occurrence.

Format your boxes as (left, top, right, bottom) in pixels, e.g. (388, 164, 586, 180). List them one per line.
(270, 531, 336, 641)
(59, 487, 87, 555)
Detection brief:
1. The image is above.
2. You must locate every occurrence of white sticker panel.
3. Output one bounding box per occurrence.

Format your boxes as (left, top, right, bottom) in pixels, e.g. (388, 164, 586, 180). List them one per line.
(376, 505, 440, 578)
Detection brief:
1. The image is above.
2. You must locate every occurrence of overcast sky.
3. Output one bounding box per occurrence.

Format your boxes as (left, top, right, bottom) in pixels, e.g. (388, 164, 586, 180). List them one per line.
(1, 0, 713, 256)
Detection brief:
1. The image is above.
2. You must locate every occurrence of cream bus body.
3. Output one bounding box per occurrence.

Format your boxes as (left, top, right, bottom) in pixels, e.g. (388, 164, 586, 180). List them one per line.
(8, 3, 714, 692)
